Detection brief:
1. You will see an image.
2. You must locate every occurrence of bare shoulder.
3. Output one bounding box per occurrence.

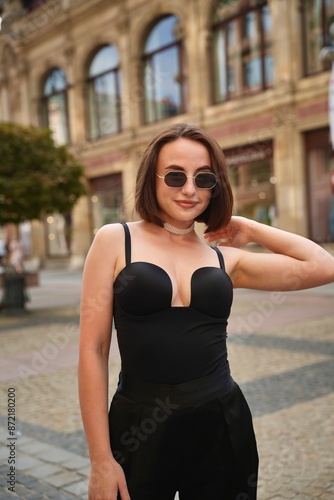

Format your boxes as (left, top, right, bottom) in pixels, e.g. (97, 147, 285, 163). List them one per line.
(85, 223, 126, 268)
(215, 245, 249, 281)
(124, 220, 147, 233)
(216, 244, 241, 265)
(80, 223, 130, 295)
(94, 222, 125, 244)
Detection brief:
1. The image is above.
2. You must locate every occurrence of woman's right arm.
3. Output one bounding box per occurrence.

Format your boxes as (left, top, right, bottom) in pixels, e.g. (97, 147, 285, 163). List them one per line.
(78, 225, 130, 500)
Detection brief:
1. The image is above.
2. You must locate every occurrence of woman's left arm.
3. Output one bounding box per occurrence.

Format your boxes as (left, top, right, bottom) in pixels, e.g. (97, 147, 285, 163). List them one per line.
(205, 216, 334, 291)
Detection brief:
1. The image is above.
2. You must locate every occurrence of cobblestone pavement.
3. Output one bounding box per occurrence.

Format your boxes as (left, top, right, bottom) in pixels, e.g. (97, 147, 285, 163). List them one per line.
(0, 270, 333, 499)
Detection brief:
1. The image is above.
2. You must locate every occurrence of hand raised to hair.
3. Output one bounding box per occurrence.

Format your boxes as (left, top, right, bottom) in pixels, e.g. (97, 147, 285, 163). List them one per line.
(204, 216, 253, 248)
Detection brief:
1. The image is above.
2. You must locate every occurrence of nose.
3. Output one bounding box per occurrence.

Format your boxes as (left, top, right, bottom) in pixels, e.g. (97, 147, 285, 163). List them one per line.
(181, 176, 196, 195)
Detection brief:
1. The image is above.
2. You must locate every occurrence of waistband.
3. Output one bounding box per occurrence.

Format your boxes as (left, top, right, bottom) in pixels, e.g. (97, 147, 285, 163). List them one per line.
(117, 370, 235, 406)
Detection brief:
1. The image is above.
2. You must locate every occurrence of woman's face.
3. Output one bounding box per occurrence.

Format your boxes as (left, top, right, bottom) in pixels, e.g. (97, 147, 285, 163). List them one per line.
(155, 138, 212, 228)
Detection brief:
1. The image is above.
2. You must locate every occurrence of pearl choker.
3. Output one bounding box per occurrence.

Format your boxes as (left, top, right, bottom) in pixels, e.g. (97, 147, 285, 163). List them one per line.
(163, 222, 194, 235)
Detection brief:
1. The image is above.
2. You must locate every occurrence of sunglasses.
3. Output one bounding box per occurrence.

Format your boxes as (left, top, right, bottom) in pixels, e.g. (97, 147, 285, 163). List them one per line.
(156, 171, 217, 189)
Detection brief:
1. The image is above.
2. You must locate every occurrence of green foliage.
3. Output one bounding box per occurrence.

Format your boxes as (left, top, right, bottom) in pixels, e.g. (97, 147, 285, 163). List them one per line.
(0, 122, 87, 224)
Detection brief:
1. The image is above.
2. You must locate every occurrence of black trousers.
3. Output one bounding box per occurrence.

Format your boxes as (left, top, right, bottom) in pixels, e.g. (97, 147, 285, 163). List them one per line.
(109, 372, 258, 500)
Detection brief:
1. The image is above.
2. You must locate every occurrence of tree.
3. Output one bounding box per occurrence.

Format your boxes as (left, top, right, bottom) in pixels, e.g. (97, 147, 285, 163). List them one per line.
(0, 122, 87, 225)
(0, 122, 87, 313)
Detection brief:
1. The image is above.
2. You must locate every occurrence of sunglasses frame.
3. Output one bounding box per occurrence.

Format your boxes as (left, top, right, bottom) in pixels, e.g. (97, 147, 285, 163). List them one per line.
(156, 171, 217, 189)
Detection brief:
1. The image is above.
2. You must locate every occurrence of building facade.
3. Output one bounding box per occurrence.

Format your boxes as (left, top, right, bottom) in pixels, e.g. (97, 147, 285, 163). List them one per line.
(1, 0, 334, 267)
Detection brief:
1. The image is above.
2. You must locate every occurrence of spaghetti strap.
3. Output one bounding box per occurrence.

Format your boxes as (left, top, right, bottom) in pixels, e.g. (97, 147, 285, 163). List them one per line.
(120, 222, 131, 266)
(212, 246, 226, 271)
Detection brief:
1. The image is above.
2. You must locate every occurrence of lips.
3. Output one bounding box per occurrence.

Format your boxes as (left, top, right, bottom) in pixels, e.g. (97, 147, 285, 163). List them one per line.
(175, 200, 198, 209)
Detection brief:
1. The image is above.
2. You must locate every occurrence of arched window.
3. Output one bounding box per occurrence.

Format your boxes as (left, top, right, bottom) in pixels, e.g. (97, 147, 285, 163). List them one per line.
(143, 15, 186, 124)
(87, 45, 122, 139)
(212, 0, 273, 103)
(41, 68, 70, 144)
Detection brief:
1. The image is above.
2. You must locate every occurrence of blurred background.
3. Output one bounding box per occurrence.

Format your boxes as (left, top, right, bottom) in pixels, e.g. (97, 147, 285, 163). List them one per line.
(0, 0, 334, 271)
(1, 3, 334, 498)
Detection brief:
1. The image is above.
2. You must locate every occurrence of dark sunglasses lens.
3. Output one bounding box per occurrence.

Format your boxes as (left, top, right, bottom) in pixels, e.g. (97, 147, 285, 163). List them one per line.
(165, 172, 187, 187)
(195, 173, 217, 189)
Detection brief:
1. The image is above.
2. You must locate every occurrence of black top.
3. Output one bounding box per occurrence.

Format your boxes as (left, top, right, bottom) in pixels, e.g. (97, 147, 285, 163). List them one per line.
(113, 223, 234, 384)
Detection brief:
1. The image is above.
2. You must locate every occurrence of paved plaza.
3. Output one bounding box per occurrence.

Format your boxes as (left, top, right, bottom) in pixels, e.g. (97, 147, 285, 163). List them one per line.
(0, 268, 333, 499)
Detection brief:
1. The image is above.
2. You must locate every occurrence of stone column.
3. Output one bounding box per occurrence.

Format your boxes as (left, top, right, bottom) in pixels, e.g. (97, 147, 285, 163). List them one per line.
(273, 107, 308, 236)
(270, 0, 308, 236)
(181, 0, 200, 119)
(116, 12, 132, 131)
(64, 45, 78, 143)
(0, 76, 10, 120)
(64, 43, 93, 266)
(70, 196, 91, 269)
(190, 0, 214, 116)
(18, 61, 30, 125)
(29, 220, 46, 265)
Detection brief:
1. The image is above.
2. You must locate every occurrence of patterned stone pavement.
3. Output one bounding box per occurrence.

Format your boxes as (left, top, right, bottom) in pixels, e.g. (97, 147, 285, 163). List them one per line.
(0, 270, 333, 499)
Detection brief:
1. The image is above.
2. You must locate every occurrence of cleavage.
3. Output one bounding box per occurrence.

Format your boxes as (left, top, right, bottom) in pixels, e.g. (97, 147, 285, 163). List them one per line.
(116, 261, 219, 308)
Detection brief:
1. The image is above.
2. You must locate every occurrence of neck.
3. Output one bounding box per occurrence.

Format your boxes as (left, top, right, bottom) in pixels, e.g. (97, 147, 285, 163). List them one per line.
(163, 222, 194, 235)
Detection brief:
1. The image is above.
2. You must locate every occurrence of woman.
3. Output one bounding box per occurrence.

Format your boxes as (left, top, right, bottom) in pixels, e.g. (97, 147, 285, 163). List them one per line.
(79, 123, 334, 500)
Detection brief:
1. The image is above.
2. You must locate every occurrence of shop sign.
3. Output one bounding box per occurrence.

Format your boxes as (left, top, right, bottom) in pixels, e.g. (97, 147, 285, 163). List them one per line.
(224, 142, 273, 167)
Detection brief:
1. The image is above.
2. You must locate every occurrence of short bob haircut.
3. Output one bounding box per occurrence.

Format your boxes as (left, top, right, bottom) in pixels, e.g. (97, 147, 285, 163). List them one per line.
(135, 123, 233, 233)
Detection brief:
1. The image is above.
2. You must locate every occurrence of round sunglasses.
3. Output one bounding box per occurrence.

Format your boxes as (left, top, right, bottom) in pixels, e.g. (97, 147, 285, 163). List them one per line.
(156, 171, 217, 189)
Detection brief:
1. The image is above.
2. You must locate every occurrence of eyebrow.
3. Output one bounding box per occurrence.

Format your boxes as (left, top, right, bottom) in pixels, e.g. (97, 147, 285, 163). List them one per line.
(164, 164, 212, 172)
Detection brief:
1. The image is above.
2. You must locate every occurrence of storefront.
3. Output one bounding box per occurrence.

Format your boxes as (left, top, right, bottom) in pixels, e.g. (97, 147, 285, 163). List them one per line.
(224, 140, 276, 226)
(89, 173, 124, 235)
(305, 128, 334, 243)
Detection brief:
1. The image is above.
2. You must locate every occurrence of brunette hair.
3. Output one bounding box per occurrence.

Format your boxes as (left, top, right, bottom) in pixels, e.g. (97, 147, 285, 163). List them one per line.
(135, 123, 233, 233)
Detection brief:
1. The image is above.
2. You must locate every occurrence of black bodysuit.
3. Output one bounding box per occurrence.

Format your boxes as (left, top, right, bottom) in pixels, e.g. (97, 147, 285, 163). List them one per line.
(113, 222, 234, 385)
(109, 223, 258, 500)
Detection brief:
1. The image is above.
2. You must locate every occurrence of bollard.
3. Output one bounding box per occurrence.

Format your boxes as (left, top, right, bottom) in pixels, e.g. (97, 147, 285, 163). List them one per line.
(0, 273, 28, 314)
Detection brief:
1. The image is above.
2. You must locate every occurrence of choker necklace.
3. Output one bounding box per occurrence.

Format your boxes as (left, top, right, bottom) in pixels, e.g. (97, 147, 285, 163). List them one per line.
(163, 222, 194, 235)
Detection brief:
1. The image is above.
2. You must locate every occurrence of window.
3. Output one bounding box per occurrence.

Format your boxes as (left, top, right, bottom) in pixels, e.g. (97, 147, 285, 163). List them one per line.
(46, 213, 72, 257)
(22, 0, 48, 12)
(41, 68, 70, 144)
(302, 0, 334, 75)
(305, 128, 334, 242)
(143, 15, 186, 124)
(40, 69, 71, 255)
(225, 142, 276, 225)
(213, 0, 273, 103)
(87, 45, 122, 139)
(90, 174, 123, 233)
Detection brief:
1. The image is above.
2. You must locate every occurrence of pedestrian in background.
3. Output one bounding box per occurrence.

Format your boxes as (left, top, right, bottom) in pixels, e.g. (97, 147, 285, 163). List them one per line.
(8, 239, 24, 273)
(79, 123, 334, 500)
(0, 239, 6, 268)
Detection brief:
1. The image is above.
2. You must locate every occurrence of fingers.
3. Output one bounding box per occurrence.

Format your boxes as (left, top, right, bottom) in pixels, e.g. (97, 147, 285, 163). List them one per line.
(204, 231, 224, 239)
(118, 475, 131, 500)
(88, 460, 130, 500)
(217, 240, 233, 247)
(119, 485, 131, 500)
(205, 233, 229, 242)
